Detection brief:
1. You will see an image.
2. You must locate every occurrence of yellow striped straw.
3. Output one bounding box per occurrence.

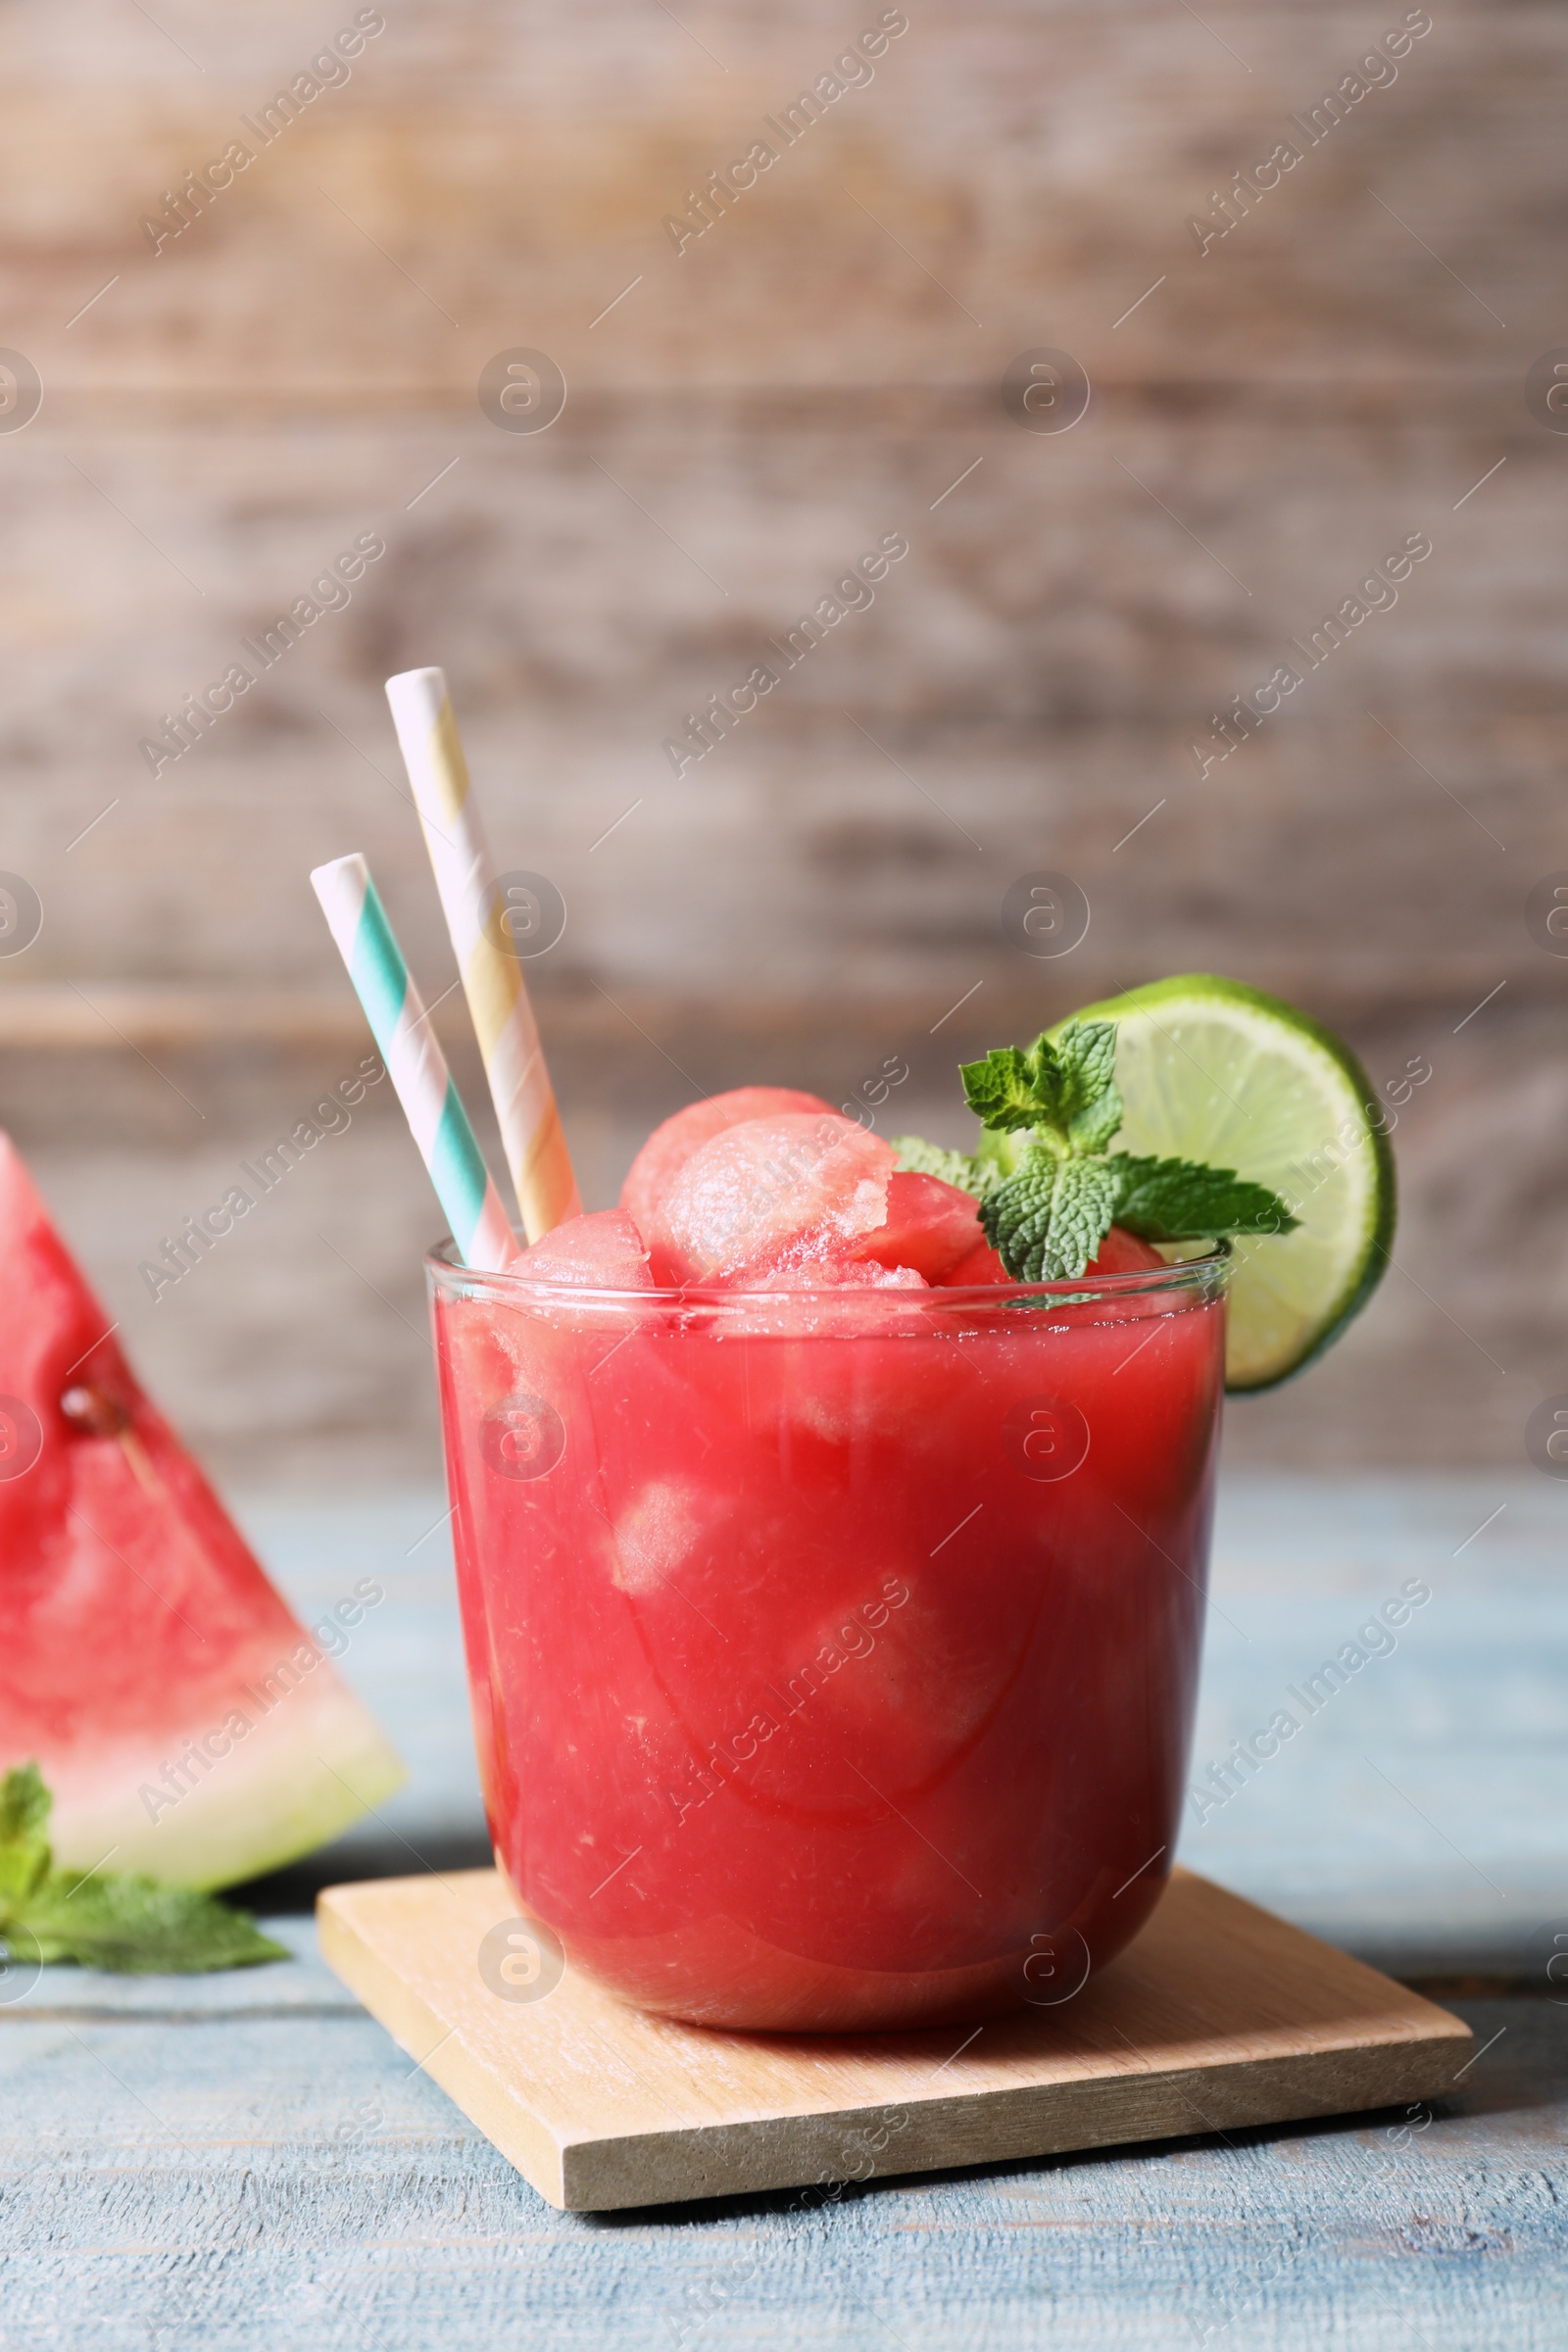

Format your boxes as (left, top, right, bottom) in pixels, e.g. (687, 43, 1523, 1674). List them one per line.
(384, 666, 580, 1243)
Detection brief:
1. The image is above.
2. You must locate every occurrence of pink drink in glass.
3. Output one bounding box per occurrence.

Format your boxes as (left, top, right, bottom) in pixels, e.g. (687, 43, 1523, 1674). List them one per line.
(430, 1247, 1227, 2033)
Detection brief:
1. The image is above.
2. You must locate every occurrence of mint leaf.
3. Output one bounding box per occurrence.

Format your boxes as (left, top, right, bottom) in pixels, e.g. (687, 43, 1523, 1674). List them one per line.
(0, 1761, 50, 1847)
(960, 1022, 1123, 1153)
(1052, 1020, 1119, 1128)
(1109, 1153, 1298, 1241)
(0, 1763, 51, 1911)
(0, 1761, 287, 1975)
(890, 1136, 997, 1197)
(1068, 1083, 1124, 1155)
(979, 1149, 1119, 1281)
(20, 1872, 288, 1975)
(959, 1042, 1058, 1135)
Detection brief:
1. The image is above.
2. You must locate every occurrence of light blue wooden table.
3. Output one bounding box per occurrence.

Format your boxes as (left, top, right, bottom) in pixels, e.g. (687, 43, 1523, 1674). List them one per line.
(4, 1474, 1565, 2349)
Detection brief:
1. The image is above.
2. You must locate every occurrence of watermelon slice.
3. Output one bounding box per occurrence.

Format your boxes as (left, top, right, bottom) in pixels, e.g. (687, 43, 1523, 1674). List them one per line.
(0, 1135, 405, 1889)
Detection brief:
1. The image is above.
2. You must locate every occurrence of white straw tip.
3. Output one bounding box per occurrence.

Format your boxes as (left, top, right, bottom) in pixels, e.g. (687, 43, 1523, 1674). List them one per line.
(385, 666, 448, 721)
(310, 852, 368, 894)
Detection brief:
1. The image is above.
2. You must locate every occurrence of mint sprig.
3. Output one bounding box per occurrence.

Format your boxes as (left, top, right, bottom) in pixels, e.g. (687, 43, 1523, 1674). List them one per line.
(960, 1024, 1121, 1146)
(0, 1762, 288, 1976)
(899, 1018, 1297, 1280)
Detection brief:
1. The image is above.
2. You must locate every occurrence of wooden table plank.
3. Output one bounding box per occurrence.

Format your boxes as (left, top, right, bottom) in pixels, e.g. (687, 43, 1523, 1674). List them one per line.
(0, 1989, 1561, 2348)
(8, 1476, 1564, 2342)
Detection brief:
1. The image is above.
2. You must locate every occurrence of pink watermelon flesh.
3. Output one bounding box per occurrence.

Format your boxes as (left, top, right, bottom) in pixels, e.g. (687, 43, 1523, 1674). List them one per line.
(1087, 1227, 1167, 1274)
(649, 1112, 898, 1285)
(851, 1170, 983, 1282)
(0, 1134, 404, 1889)
(619, 1086, 835, 1253)
(512, 1208, 653, 1290)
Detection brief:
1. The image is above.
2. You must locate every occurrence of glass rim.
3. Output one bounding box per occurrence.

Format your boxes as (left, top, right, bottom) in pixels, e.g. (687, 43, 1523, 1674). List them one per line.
(425, 1233, 1231, 1307)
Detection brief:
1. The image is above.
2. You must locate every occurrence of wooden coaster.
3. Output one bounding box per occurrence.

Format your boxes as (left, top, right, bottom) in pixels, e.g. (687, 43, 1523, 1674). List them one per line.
(318, 1866, 1471, 2213)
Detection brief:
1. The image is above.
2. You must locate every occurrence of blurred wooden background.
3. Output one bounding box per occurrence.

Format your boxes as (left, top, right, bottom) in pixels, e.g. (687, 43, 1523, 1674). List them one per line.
(0, 0, 1561, 1482)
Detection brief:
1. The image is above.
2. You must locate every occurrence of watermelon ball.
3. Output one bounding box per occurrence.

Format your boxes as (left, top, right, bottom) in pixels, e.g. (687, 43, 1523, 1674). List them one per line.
(650, 1112, 897, 1285)
(620, 1086, 836, 1248)
(851, 1171, 983, 1283)
(1089, 1227, 1167, 1274)
(511, 1208, 654, 1289)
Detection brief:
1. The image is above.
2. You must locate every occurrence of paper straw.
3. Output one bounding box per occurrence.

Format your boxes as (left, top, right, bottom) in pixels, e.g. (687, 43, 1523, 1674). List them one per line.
(310, 853, 515, 1273)
(384, 665, 580, 1243)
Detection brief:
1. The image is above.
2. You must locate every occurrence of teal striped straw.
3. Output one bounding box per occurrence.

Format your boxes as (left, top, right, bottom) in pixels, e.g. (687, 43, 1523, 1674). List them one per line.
(310, 853, 515, 1271)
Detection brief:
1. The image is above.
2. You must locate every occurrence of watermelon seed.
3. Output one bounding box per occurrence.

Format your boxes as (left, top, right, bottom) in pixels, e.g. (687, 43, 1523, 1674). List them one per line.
(60, 1384, 129, 1436)
(59, 1383, 162, 1491)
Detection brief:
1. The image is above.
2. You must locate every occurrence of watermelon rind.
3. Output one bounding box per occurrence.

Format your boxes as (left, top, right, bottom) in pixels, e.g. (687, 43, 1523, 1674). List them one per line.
(41, 1672, 406, 1891)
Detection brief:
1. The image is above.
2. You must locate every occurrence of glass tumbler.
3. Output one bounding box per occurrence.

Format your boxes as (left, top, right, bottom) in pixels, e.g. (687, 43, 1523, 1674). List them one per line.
(429, 1246, 1228, 2032)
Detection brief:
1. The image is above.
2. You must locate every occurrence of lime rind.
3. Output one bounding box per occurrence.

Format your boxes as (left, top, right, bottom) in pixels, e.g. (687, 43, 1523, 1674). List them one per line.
(1051, 975, 1395, 1392)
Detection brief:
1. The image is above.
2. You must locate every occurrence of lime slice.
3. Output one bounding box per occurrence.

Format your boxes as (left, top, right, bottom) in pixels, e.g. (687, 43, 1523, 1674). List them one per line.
(1054, 975, 1396, 1391)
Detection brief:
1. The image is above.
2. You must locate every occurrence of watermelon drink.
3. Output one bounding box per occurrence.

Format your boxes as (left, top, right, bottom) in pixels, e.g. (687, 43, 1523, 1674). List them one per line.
(430, 1092, 1228, 2032)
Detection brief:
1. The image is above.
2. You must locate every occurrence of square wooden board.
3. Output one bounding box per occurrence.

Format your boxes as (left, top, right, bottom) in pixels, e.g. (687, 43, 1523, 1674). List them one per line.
(317, 1866, 1471, 2213)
